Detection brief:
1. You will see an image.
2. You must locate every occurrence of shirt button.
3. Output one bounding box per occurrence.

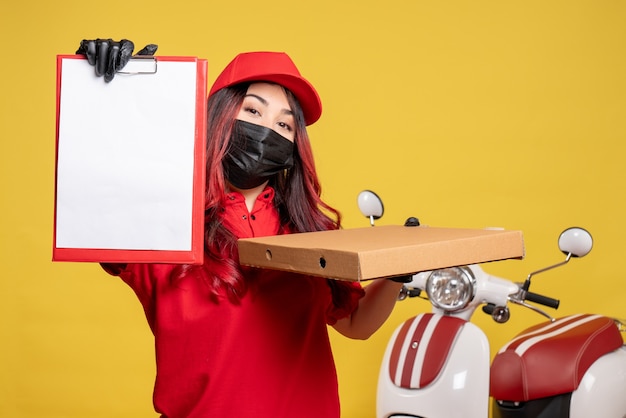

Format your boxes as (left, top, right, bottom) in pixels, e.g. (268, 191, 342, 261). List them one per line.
(251, 215, 256, 220)
(242, 215, 247, 220)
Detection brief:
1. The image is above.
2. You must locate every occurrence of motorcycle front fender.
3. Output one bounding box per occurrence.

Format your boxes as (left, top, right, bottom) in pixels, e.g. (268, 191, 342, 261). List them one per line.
(377, 314, 490, 418)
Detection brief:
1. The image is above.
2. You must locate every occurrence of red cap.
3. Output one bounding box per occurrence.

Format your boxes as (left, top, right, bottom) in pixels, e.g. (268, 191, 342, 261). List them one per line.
(209, 51, 322, 125)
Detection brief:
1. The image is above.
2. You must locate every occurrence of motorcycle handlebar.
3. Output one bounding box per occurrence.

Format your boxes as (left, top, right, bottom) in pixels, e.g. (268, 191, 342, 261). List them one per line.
(525, 291, 560, 309)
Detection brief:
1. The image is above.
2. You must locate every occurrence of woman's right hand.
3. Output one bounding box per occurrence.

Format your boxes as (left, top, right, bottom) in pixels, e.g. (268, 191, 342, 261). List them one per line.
(76, 39, 158, 82)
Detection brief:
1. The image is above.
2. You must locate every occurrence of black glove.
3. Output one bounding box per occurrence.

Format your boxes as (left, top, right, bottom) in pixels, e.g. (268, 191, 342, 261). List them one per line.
(387, 274, 414, 283)
(76, 39, 158, 82)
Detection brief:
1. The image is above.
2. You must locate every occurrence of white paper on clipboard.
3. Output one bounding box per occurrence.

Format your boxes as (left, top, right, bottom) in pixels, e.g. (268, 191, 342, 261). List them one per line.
(54, 55, 207, 263)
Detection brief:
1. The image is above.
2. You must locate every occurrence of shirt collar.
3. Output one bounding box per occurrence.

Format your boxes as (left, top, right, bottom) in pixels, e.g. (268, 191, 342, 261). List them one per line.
(224, 186, 275, 210)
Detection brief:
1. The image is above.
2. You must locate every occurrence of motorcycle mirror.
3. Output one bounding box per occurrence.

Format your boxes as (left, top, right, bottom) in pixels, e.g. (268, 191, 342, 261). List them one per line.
(522, 227, 592, 293)
(357, 190, 384, 226)
(558, 227, 593, 258)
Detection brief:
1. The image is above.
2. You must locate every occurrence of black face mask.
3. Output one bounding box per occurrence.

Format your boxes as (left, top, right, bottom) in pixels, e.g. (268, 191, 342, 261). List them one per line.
(223, 120, 295, 190)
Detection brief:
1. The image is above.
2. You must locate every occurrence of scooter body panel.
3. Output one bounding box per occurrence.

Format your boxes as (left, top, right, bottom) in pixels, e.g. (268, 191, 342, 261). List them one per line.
(570, 345, 626, 418)
(377, 317, 490, 418)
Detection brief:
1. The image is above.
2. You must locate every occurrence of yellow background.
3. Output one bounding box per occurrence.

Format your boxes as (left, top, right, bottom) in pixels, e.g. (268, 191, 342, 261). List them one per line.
(1, 1, 625, 417)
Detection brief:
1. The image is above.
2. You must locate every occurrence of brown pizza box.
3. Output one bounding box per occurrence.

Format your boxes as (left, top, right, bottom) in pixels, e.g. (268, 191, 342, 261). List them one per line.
(238, 225, 524, 281)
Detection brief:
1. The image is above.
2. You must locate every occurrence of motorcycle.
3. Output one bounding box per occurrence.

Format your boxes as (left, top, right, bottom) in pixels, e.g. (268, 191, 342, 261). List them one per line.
(356, 191, 626, 418)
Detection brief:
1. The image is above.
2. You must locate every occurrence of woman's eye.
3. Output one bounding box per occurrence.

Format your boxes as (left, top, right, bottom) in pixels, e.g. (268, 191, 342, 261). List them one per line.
(277, 121, 293, 132)
(244, 106, 260, 116)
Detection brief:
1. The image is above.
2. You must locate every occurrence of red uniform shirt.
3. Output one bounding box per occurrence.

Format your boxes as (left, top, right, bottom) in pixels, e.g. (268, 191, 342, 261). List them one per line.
(108, 187, 364, 417)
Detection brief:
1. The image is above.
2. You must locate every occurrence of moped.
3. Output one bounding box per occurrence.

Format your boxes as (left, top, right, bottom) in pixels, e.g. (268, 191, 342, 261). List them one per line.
(356, 191, 626, 418)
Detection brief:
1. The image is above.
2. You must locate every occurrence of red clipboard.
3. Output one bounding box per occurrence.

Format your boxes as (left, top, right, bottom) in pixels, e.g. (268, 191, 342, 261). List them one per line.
(53, 55, 207, 264)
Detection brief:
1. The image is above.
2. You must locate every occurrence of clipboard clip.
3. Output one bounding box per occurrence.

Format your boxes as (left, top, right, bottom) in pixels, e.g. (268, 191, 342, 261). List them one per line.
(118, 56, 158, 75)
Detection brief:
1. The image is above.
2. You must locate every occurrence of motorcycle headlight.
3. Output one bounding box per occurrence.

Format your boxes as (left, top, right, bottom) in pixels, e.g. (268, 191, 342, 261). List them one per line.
(425, 266, 475, 311)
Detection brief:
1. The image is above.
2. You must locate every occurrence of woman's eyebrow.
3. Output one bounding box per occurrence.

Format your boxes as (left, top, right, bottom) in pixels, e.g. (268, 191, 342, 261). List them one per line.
(244, 93, 268, 105)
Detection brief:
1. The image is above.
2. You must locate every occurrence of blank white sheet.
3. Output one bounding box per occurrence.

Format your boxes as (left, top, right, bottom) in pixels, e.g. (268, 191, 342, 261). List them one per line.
(55, 57, 199, 252)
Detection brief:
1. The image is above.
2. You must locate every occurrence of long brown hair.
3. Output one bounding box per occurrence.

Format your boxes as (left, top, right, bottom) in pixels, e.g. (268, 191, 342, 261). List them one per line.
(174, 83, 341, 302)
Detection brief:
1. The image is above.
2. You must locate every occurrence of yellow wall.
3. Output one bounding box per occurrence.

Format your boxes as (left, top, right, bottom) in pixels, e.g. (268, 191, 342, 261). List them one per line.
(1, 1, 625, 417)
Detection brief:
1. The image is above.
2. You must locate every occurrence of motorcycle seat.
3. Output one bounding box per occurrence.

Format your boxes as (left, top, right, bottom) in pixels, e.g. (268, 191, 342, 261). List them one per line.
(490, 313, 623, 402)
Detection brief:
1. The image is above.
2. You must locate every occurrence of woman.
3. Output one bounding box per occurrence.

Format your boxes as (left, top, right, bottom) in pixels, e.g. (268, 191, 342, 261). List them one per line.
(81, 40, 404, 418)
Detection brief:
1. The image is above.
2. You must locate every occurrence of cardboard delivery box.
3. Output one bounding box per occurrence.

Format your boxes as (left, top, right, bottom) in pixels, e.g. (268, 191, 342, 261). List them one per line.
(238, 225, 524, 281)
